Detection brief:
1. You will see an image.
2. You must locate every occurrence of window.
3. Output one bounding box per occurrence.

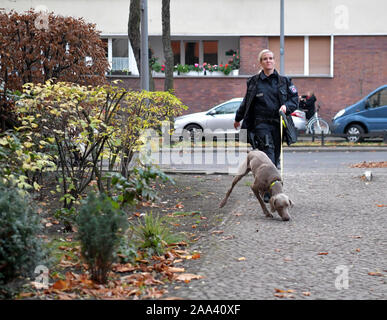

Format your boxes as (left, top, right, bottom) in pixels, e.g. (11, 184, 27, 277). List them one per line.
(269, 36, 332, 77)
(112, 38, 129, 72)
(203, 41, 218, 65)
(172, 41, 181, 65)
(381, 89, 387, 106)
(309, 37, 331, 75)
(369, 88, 387, 108)
(185, 41, 199, 65)
(102, 37, 136, 75)
(216, 102, 241, 114)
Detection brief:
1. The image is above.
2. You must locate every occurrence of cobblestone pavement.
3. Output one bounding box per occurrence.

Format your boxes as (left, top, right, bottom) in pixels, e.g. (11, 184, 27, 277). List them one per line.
(164, 163, 387, 300)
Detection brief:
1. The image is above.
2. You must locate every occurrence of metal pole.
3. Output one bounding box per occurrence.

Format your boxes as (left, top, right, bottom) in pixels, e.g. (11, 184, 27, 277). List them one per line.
(140, 0, 149, 90)
(280, 0, 285, 75)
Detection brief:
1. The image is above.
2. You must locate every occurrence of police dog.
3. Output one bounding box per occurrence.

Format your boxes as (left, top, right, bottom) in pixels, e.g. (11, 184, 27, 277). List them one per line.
(219, 150, 293, 221)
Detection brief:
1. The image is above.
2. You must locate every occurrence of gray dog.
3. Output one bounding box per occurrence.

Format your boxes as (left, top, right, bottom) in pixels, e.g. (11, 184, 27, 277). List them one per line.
(219, 150, 293, 221)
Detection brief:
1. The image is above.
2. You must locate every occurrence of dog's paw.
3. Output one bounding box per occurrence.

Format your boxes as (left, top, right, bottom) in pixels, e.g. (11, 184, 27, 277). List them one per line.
(264, 212, 273, 218)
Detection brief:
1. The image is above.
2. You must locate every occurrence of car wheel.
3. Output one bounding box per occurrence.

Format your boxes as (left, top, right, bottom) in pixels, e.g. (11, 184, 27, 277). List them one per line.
(184, 124, 203, 141)
(345, 124, 364, 143)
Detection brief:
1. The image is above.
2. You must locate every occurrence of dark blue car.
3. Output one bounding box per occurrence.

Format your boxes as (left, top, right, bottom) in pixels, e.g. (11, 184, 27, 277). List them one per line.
(332, 85, 387, 142)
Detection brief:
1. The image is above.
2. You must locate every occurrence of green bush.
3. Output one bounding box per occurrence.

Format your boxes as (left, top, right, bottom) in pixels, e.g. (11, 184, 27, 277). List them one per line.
(76, 192, 127, 284)
(107, 164, 174, 207)
(0, 182, 45, 285)
(133, 212, 181, 256)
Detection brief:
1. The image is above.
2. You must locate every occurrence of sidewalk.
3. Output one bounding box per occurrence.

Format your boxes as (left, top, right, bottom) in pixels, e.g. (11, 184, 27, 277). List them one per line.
(161, 145, 387, 153)
(162, 168, 387, 300)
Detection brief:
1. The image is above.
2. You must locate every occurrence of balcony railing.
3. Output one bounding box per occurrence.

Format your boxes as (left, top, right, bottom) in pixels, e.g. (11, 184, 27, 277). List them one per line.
(111, 57, 129, 71)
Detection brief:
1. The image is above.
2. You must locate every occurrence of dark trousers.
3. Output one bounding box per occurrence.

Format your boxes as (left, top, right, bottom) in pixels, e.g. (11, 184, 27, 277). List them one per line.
(248, 122, 281, 167)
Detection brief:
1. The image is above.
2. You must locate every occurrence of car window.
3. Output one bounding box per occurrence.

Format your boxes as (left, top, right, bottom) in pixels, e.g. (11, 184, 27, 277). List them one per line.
(368, 88, 387, 108)
(380, 89, 387, 106)
(215, 102, 241, 114)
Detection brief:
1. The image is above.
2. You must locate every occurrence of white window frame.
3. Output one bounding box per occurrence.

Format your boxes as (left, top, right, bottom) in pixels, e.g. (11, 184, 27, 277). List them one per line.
(299, 35, 334, 78)
(103, 36, 139, 76)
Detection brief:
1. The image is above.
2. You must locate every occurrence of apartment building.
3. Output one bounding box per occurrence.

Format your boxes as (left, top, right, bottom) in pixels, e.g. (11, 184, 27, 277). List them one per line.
(4, 0, 387, 119)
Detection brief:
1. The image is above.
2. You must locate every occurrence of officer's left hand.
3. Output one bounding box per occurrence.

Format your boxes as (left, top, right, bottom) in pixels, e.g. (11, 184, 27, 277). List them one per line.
(280, 105, 287, 114)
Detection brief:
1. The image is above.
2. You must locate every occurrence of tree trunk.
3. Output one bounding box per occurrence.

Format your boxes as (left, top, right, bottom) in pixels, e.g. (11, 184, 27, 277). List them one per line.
(162, 0, 174, 92)
(128, 0, 141, 75)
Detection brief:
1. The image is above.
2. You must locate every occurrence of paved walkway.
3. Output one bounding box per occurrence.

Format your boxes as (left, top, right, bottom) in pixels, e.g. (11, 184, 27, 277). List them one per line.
(164, 154, 387, 300)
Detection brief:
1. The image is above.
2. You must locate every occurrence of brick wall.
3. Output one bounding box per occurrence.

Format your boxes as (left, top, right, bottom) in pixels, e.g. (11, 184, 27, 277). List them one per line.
(112, 36, 387, 122)
(240, 36, 268, 75)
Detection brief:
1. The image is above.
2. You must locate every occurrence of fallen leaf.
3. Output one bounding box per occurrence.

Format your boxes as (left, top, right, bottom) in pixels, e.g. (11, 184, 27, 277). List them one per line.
(175, 273, 204, 282)
(274, 293, 295, 299)
(113, 263, 135, 273)
(52, 279, 69, 290)
(318, 252, 329, 255)
(175, 203, 184, 209)
(211, 230, 224, 235)
(302, 291, 311, 296)
(368, 272, 383, 277)
(45, 222, 53, 227)
(192, 253, 201, 260)
(274, 288, 295, 293)
(18, 292, 35, 298)
(237, 257, 246, 261)
(167, 267, 185, 273)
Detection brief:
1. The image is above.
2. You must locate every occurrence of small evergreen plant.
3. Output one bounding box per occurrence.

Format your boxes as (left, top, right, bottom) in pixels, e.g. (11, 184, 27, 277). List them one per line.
(76, 192, 127, 283)
(0, 182, 45, 285)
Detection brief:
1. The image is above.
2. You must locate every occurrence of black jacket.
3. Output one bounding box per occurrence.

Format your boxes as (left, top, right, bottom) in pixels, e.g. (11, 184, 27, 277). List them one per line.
(235, 70, 299, 130)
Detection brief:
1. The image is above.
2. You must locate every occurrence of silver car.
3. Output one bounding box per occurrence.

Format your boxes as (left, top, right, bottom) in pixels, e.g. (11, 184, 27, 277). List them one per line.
(173, 98, 306, 140)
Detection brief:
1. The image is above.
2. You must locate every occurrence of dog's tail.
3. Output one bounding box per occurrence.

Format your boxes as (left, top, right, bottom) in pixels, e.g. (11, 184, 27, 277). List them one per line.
(219, 156, 250, 208)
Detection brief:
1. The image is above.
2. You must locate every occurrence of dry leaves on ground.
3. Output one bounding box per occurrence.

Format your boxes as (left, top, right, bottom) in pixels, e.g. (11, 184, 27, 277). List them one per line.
(19, 243, 204, 300)
(350, 161, 387, 168)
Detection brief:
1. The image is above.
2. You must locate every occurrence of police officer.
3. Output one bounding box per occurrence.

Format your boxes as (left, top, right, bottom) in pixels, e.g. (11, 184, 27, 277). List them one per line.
(234, 49, 299, 168)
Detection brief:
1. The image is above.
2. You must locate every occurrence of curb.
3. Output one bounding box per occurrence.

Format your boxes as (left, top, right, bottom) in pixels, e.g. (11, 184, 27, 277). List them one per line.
(160, 146, 387, 153)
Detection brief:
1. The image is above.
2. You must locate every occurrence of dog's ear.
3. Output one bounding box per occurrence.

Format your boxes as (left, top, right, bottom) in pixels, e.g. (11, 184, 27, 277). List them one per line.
(289, 199, 294, 208)
(269, 196, 276, 213)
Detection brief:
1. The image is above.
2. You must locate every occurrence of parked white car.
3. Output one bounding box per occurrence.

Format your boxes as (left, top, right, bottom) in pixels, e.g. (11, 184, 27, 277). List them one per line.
(173, 98, 306, 140)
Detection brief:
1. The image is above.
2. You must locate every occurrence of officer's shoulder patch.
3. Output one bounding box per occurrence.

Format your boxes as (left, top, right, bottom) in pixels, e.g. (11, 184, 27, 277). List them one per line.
(289, 85, 297, 93)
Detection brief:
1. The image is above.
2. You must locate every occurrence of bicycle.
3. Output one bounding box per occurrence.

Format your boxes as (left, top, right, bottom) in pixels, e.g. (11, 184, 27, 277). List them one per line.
(306, 104, 330, 135)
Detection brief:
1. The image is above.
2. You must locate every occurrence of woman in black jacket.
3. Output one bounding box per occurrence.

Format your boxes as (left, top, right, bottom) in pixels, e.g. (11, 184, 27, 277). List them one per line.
(234, 49, 299, 168)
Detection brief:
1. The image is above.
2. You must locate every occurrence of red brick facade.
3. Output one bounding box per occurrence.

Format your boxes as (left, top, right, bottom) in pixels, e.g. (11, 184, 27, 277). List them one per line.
(112, 36, 387, 122)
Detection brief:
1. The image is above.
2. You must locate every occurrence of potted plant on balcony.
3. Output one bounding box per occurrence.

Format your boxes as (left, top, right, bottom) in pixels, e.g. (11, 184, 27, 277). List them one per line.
(150, 57, 164, 76)
(228, 50, 240, 76)
(187, 63, 203, 76)
(219, 64, 232, 75)
(175, 64, 189, 75)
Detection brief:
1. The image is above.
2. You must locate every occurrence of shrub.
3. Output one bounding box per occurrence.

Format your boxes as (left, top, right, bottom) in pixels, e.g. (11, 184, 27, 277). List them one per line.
(0, 129, 56, 193)
(107, 163, 174, 207)
(17, 82, 187, 213)
(0, 182, 45, 285)
(0, 9, 109, 131)
(76, 192, 127, 284)
(133, 212, 181, 256)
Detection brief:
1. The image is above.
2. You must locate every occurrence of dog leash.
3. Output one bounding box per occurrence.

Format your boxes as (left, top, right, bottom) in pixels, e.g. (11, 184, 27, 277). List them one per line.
(279, 112, 284, 180)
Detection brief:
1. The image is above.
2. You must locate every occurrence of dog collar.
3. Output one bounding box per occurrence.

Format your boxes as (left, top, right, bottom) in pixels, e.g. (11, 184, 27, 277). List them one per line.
(269, 180, 281, 190)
